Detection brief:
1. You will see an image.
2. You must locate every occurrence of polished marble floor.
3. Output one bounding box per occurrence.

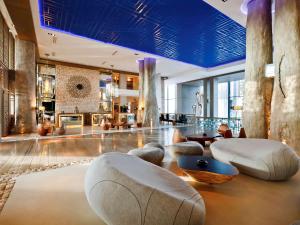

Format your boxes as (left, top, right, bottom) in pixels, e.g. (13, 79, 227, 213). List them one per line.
(0, 126, 300, 224)
(0, 127, 182, 176)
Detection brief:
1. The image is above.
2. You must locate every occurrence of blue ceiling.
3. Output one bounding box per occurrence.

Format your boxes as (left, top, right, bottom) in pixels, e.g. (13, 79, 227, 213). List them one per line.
(39, 0, 246, 68)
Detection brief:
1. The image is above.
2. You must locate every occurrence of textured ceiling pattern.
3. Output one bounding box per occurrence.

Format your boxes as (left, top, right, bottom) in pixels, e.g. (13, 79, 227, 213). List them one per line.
(39, 0, 246, 68)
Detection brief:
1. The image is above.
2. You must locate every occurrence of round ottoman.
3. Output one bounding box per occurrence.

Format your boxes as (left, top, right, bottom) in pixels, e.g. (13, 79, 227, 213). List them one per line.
(210, 138, 299, 181)
(144, 142, 165, 153)
(85, 153, 205, 225)
(167, 141, 204, 160)
(128, 147, 164, 165)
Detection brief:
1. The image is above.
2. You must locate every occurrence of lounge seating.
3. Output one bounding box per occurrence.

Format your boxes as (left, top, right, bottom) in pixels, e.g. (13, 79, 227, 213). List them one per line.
(85, 153, 206, 225)
(210, 139, 299, 181)
(128, 147, 164, 165)
(172, 129, 187, 143)
(217, 123, 229, 136)
(143, 142, 165, 152)
(167, 141, 204, 160)
(128, 142, 165, 165)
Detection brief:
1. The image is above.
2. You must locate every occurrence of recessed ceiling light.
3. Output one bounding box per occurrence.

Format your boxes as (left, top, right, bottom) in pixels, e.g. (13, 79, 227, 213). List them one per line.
(134, 53, 139, 56)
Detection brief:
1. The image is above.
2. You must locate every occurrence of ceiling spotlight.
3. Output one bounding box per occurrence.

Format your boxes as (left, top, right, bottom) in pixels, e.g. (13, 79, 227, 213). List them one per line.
(134, 53, 139, 56)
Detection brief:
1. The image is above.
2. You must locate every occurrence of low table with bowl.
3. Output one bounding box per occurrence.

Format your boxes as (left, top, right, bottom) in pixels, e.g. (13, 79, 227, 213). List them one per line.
(177, 155, 239, 184)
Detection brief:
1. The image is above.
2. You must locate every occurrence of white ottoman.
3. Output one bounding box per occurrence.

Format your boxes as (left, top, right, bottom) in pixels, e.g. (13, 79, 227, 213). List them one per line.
(210, 139, 299, 181)
(144, 142, 165, 153)
(167, 141, 204, 160)
(85, 153, 205, 225)
(128, 147, 164, 165)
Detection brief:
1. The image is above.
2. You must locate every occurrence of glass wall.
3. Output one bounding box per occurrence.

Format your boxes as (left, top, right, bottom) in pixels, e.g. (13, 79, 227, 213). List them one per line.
(168, 71, 244, 119)
(179, 81, 204, 116)
(229, 79, 244, 118)
(216, 82, 228, 118)
(214, 72, 244, 119)
(164, 84, 176, 113)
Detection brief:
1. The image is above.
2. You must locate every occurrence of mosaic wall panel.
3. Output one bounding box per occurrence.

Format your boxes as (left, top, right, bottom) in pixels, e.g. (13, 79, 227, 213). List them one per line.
(0, 68, 9, 136)
(3, 23, 9, 68)
(66, 76, 92, 98)
(2, 89, 9, 136)
(55, 65, 101, 113)
(0, 16, 3, 64)
(9, 33, 15, 70)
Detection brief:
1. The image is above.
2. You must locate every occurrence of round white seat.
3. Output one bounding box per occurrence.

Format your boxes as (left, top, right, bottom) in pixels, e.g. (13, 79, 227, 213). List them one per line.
(85, 153, 205, 225)
(143, 142, 165, 153)
(128, 147, 164, 165)
(167, 141, 204, 159)
(210, 139, 299, 181)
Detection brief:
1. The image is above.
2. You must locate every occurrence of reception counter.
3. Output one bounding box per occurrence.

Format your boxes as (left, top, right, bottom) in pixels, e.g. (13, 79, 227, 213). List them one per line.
(117, 113, 135, 125)
(58, 113, 84, 128)
(92, 113, 113, 126)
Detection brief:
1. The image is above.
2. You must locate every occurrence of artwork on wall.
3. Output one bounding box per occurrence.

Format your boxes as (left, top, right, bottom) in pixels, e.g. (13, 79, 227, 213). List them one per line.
(67, 75, 92, 98)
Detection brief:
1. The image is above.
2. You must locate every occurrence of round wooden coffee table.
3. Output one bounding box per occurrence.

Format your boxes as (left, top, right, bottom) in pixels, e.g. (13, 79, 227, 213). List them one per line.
(177, 155, 239, 184)
(186, 131, 222, 147)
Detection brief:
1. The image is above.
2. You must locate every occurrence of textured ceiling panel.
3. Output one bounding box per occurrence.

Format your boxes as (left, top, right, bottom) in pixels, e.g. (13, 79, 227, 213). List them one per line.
(39, 0, 246, 68)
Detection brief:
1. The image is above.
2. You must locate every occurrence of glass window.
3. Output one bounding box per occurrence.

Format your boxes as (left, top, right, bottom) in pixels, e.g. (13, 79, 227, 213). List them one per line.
(217, 82, 228, 118)
(164, 84, 176, 113)
(229, 79, 244, 118)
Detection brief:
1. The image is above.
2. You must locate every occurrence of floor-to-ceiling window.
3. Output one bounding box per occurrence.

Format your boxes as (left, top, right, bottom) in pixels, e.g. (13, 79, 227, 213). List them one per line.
(174, 71, 244, 119)
(216, 82, 228, 118)
(214, 72, 244, 119)
(179, 81, 204, 116)
(164, 84, 176, 113)
(229, 79, 244, 118)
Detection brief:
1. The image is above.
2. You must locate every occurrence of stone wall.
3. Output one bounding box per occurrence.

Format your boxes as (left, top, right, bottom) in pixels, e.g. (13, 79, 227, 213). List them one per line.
(270, 0, 300, 150)
(55, 65, 100, 113)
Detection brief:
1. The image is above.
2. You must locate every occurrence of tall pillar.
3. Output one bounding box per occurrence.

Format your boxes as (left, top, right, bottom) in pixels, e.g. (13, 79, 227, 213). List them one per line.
(137, 60, 144, 123)
(242, 0, 273, 138)
(143, 58, 159, 127)
(15, 39, 36, 133)
(270, 0, 300, 150)
(119, 73, 127, 106)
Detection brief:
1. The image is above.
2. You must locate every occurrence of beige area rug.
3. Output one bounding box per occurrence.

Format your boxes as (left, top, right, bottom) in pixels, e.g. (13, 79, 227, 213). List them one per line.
(1, 160, 300, 225)
(0, 164, 103, 225)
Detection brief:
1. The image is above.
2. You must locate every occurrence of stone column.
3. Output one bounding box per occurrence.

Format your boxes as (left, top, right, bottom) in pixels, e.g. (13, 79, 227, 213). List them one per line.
(270, 0, 300, 150)
(143, 58, 159, 127)
(119, 73, 127, 106)
(137, 60, 144, 123)
(15, 39, 36, 134)
(242, 0, 273, 138)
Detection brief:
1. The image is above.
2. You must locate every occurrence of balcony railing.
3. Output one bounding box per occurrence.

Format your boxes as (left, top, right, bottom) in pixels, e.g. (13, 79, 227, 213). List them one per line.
(160, 113, 242, 133)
